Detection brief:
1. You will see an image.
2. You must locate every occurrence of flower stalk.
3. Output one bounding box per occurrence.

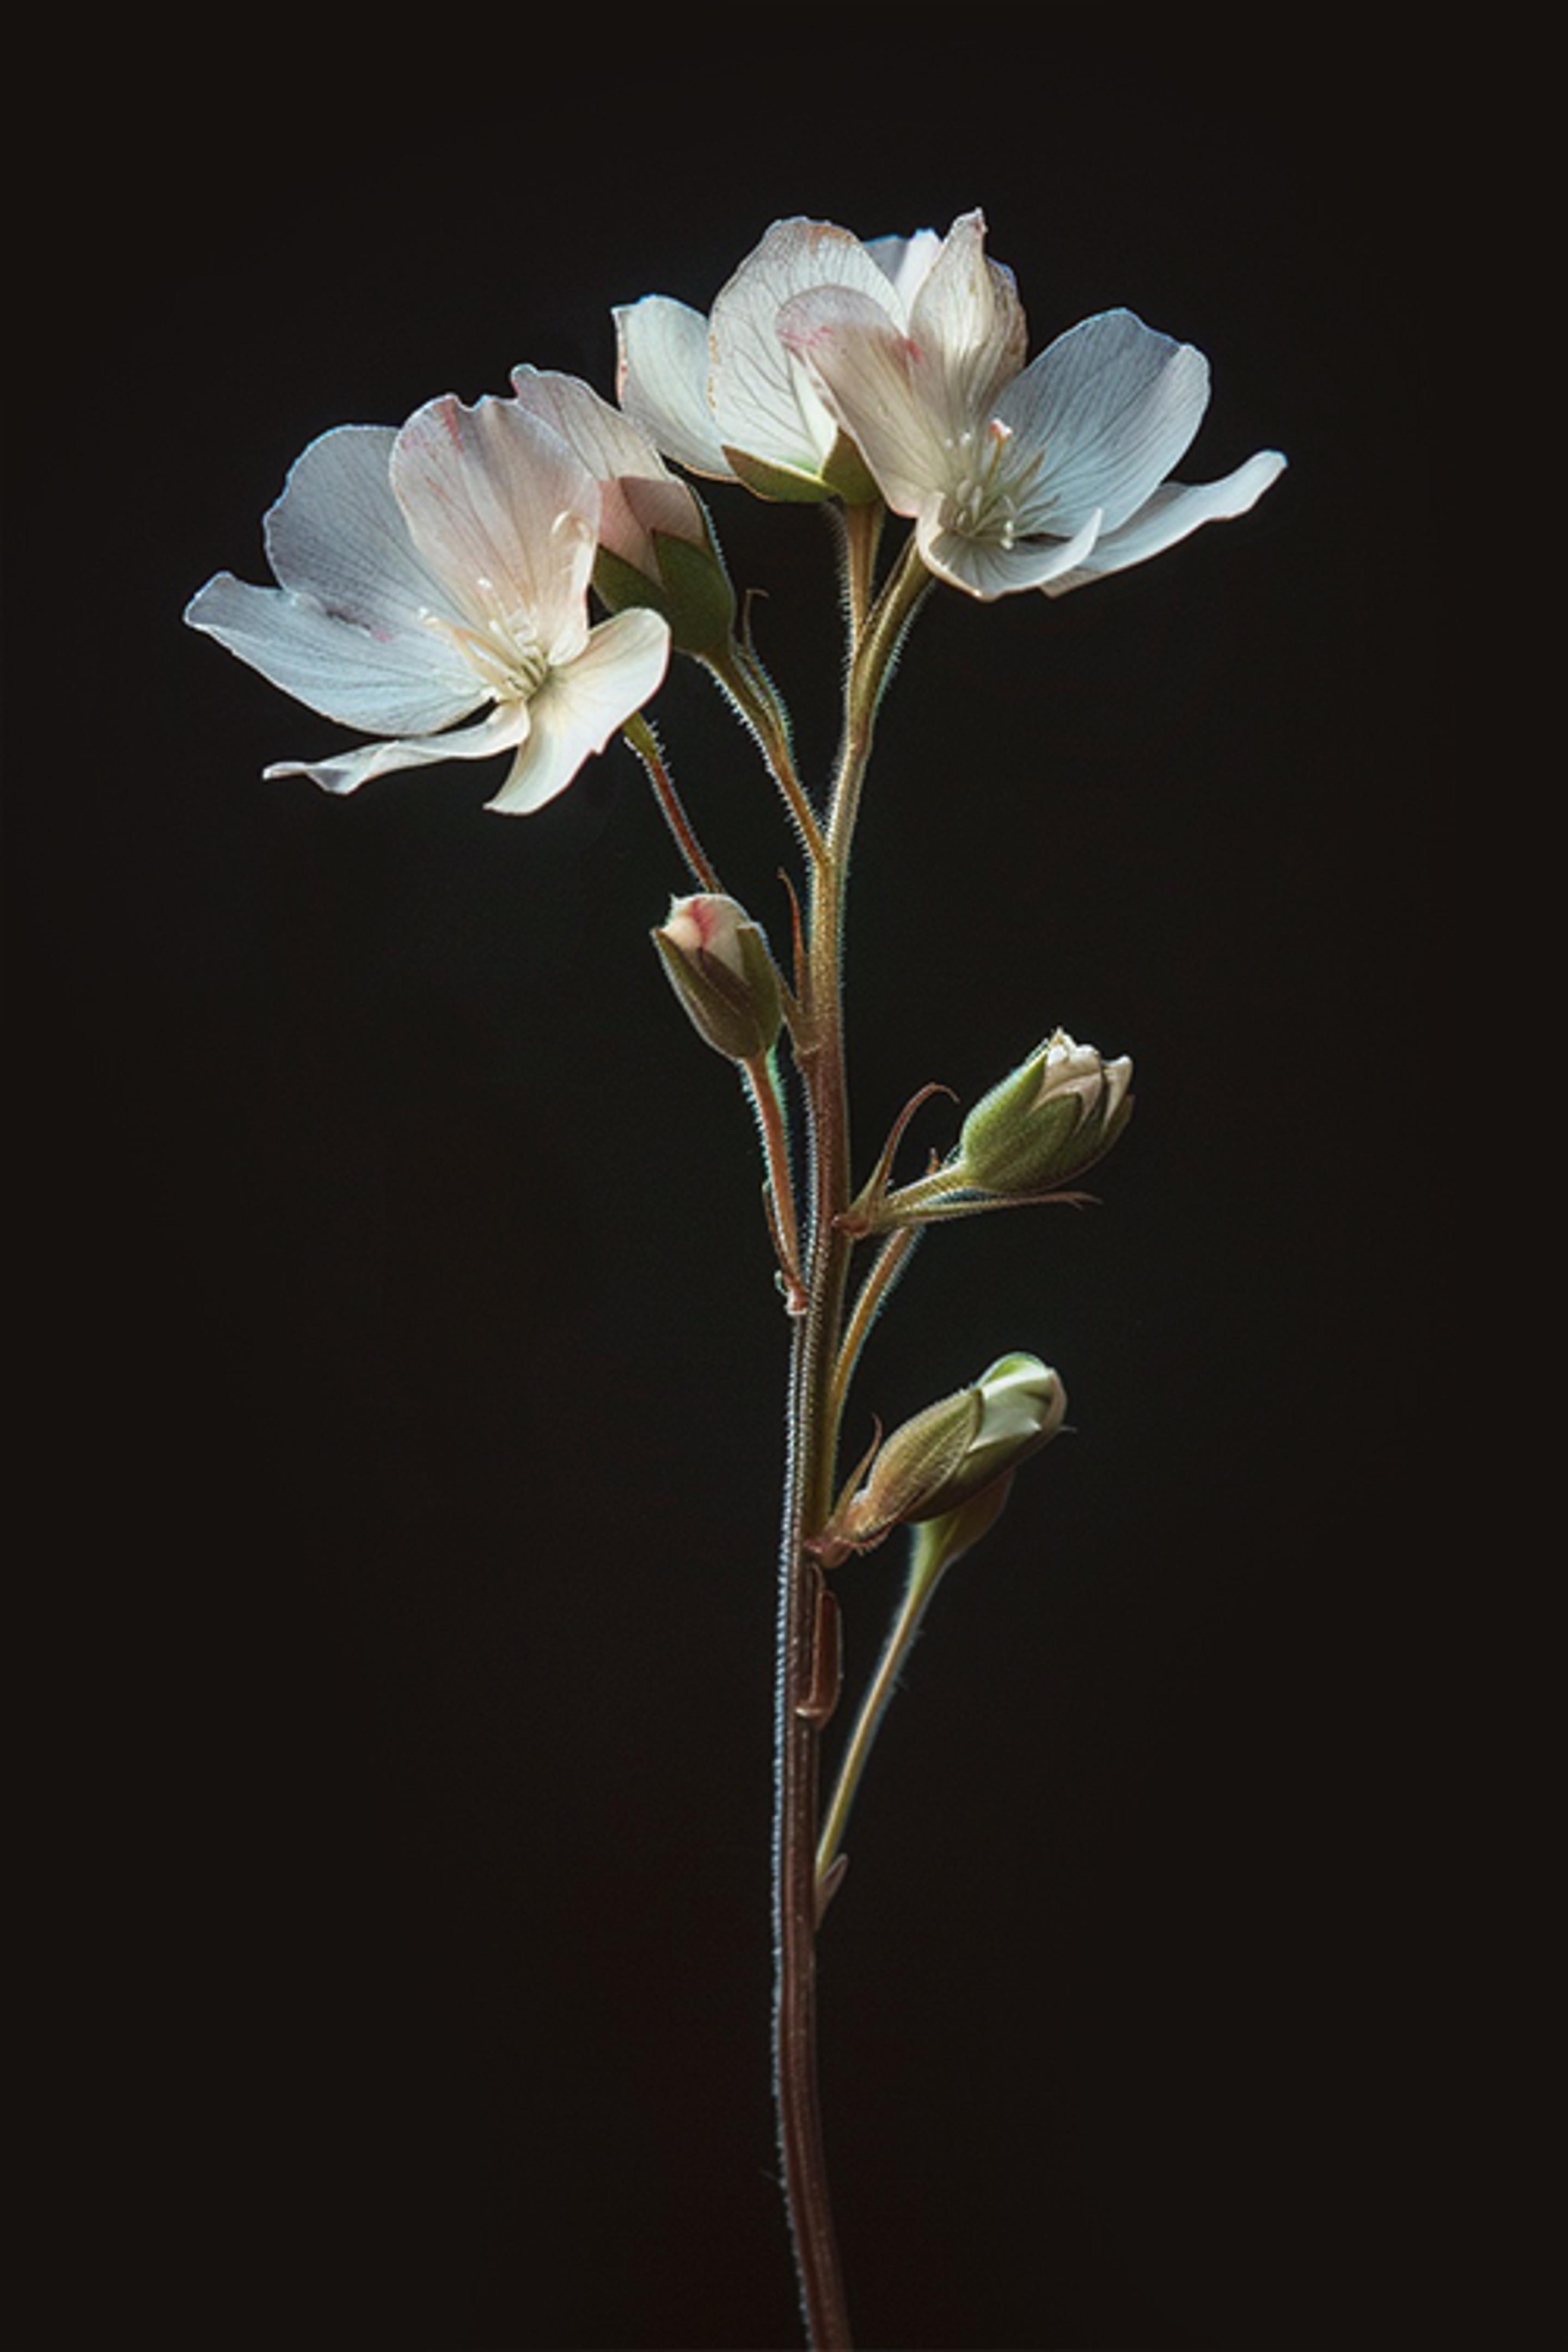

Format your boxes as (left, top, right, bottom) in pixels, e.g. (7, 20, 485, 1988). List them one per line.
(185, 201, 1284, 2352)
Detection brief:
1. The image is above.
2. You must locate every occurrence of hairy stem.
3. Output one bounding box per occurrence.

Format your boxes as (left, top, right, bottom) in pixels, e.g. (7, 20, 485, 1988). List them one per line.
(771, 534, 934, 2347)
(622, 711, 721, 893)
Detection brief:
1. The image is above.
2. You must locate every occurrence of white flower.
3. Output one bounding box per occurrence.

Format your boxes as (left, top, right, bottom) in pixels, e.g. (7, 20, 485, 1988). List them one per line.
(614, 216, 943, 501)
(776, 209, 1285, 599)
(184, 395, 671, 811)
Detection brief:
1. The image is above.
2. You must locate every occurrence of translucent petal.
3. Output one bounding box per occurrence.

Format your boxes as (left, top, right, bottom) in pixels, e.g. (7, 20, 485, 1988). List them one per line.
(183, 571, 483, 734)
(999, 310, 1210, 536)
(262, 701, 532, 795)
(261, 423, 458, 636)
(485, 609, 671, 816)
(1040, 451, 1287, 596)
(390, 396, 599, 664)
(614, 296, 734, 479)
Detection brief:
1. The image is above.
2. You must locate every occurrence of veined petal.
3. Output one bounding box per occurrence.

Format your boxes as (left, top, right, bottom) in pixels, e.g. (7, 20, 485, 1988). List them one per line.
(262, 701, 532, 795)
(183, 571, 483, 734)
(261, 423, 458, 637)
(615, 296, 735, 479)
(708, 218, 905, 481)
(906, 210, 1028, 434)
(390, 396, 601, 665)
(1041, 451, 1287, 596)
(485, 608, 671, 816)
(999, 310, 1210, 536)
(917, 505, 1104, 602)
(778, 286, 949, 516)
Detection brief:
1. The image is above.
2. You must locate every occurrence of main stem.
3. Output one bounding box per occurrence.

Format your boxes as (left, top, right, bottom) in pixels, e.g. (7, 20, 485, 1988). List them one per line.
(772, 534, 930, 2349)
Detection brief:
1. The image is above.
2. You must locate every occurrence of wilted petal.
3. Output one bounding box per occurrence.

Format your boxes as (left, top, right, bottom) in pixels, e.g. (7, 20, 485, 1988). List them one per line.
(615, 296, 734, 479)
(183, 570, 483, 734)
(262, 701, 532, 795)
(1000, 310, 1210, 537)
(485, 608, 671, 816)
(390, 395, 600, 663)
(1042, 450, 1287, 595)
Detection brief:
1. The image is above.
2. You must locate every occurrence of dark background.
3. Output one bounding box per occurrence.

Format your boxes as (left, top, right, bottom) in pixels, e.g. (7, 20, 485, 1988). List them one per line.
(9, 23, 1445, 2350)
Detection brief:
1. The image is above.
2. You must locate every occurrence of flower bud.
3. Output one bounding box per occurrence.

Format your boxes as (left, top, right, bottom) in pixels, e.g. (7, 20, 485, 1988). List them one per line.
(652, 893, 785, 1064)
(826, 1353, 1065, 1557)
(954, 1029, 1132, 1196)
(592, 490, 738, 658)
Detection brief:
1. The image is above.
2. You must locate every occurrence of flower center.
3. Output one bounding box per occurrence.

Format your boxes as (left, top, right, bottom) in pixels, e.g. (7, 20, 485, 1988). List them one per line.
(945, 418, 1048, 549)
(422, 575, 552, 702)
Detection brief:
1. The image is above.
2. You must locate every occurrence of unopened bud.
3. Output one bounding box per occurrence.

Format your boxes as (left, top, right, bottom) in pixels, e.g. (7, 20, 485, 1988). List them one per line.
(824, 1353, 1066, 1558)
(652, 893, 785, 1063)
(955, 1029, 1132, 1196)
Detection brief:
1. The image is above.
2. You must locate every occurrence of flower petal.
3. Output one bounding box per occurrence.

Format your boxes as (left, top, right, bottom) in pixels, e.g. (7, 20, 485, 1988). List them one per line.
(615, 296, 735, 479)
(261, 422, 460, 636)
(390, 395, 600, 665)
(183, 571, 484, 734)
(999, 310, 1210, 536)
(905, 210, 1028, 434)
(262, 701, 532, 795)
(1040, 450, 1287, 595)
(485, 609, 671, 816)
(777, 287, 948, 516)
(917, 505, 1104, 602)
(708, 218, 904, 482)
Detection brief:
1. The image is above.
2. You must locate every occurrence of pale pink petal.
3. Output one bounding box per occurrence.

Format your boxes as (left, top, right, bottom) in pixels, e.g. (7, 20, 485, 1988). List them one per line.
(614, 296, 734, 479)
(777, 286, 950, 516)
(390, 396, 600, 664)
(485, 609, 671, 816)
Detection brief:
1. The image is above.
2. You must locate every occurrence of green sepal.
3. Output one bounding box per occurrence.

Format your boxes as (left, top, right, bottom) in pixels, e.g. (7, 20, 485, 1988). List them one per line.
(721, 445, 836, 504)
(593, 527, 737, 659)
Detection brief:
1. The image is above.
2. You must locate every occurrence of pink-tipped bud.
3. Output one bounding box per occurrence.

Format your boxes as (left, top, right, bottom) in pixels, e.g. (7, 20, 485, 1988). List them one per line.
(652, 893, 785, 1063)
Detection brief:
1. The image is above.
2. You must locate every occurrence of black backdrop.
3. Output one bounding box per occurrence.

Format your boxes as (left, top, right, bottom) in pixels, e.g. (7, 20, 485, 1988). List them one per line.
(9, 23, 1445, 2351)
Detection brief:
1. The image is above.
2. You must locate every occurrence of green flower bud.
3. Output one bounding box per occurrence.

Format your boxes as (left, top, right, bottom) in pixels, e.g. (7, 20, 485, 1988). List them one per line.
(828, 1353, 1066, 1555)
(954, 1029, 1132, 1196)
(652, 893, 785, 1064)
